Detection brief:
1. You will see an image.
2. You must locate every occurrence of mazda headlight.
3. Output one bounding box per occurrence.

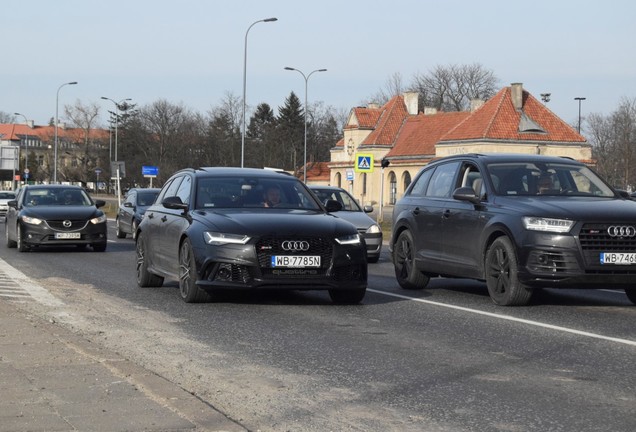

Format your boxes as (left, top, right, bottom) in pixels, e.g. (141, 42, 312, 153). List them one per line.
(204, 232, 251, 245)
(21, 215, 43, 225)
(335, 233, 361, 245)
(523, 217, 574, 233)
(367, 224, 381, 234)
(90, 214, 107, 224)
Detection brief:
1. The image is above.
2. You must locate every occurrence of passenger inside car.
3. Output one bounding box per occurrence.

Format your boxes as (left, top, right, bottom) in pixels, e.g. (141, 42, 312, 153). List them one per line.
(263, 185, 282, 207)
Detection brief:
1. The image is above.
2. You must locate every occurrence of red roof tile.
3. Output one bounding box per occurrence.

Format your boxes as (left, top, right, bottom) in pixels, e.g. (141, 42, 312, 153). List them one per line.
(361, 96, 409, 146)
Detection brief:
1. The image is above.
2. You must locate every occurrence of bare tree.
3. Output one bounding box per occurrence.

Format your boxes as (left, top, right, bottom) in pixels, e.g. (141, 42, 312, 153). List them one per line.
(62, 100, 104, 184)
(365, 72, 406, 106)
(0, 111, 16, 123)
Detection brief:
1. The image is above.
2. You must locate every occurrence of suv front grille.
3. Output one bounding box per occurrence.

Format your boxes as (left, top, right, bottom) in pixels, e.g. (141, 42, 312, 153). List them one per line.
(579, 223, 636, 269)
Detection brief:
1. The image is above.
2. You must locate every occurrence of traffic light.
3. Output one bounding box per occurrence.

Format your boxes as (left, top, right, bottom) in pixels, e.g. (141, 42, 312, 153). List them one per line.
(381, 158, 390, 168)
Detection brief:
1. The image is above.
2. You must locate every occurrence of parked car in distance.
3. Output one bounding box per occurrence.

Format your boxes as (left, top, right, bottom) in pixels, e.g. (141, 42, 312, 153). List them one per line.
(309, 185, 382, 263)
(5, 184, 107, 252)
(0, 191, 16, 219)
(116, 187, 160, 239)
(136, 167, 368, 304)
(390, 153, 636, 306)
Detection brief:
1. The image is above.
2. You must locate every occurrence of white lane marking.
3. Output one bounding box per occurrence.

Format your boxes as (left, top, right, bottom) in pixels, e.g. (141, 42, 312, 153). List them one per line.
(0, 258, 64, 306)
(367, 288, 636, 347)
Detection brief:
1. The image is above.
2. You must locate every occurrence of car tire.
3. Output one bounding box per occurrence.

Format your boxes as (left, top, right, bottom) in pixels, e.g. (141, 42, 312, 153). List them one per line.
(625, 289, 636, 305)
(136, 231, 164, 287)
(329, 288, 366, 305)
(6, 223, 16, 248)
(393, 229, 429, 290)
(115, 218, 127, 238)
(485, 236, 533, 306)
(131, 220, 138, 240)
(179, 238, 211, 303)
(17, 224, 29, 252)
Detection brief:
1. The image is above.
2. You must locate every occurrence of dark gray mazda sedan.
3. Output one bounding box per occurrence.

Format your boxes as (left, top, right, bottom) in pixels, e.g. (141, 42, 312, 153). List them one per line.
(390, 153, 636, 306)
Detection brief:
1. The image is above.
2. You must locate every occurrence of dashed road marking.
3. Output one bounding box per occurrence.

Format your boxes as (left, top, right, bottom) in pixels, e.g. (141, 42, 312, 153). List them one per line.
(0, 258, 64, 306)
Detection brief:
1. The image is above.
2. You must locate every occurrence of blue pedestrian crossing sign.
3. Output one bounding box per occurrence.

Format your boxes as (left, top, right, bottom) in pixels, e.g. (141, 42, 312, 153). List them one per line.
(355, 154, 374, 173)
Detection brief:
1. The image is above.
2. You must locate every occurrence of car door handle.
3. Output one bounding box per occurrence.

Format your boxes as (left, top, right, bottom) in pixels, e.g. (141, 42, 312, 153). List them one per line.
(412, 207, 421, 215)
(147, 213, 154, 219)
(161, 215, 167, 222)
(442, 209, 452, 219)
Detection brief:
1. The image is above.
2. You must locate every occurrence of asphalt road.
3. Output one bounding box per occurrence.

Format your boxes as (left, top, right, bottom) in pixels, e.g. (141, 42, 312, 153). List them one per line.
(1, 220, 635, 432)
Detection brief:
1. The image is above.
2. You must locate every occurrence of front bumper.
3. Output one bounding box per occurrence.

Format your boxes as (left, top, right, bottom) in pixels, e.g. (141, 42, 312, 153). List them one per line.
(193, 238, 368, 292)
(516, 226, 636, 288)
(20, 222, 107, 247)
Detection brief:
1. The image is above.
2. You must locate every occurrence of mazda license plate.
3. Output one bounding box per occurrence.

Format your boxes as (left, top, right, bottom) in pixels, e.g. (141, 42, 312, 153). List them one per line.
(271, 255, 320, 268)
(600, 252, 636, 265)
(55, 232, 81, 239)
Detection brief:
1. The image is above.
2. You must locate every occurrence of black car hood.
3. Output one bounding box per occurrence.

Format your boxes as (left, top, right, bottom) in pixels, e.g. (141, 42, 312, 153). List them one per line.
(21, 206, 102, 220)
(493, 196, 636, 221)
(193, 209, 358, 237)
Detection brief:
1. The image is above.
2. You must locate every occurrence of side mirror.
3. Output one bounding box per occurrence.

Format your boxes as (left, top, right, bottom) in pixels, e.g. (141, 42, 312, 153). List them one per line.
(453, 186, 482, 205)
(162, 196, 189, 211)
(324, 199, 343, 212)
(7, 200, 17, 209)
(94, 199, 106, 208)
(363, 205, 373, 213)
(124, 202, 134, 208)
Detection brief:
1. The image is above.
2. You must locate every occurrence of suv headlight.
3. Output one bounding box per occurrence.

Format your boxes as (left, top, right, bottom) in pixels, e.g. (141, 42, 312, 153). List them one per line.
(335, 233, 361, 245)
(204, 232, 251, 245)
(523, 217, 574, 233)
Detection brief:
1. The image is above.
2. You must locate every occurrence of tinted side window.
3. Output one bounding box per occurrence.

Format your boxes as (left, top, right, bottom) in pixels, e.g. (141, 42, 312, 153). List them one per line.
(156, 178, 177, 203)
(426, 161, 460, 197)
(175, 176, 192, 204)
(408, 168, 434, 197)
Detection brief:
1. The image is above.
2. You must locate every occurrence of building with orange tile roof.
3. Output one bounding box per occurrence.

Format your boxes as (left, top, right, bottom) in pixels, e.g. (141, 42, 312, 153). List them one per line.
(324, 83, 591, 210)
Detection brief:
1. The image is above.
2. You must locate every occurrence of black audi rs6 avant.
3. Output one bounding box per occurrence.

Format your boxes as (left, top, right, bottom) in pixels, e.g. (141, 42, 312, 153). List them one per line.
(135, 167, 368, 304)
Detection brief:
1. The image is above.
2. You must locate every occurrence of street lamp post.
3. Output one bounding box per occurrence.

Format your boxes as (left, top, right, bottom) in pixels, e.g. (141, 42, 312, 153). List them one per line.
(284, 67, 327, 183)
(14, 112, 30, 183)
(101, 97, 131, 162)
(574, 97, 586, 133)
(54, 81, 78, 183)
(241, 17, 277, 168)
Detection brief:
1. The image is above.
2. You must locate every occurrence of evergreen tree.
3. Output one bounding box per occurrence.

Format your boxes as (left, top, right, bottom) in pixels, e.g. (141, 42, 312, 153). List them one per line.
(276, 92, 304, 170)
(246, 103, 277, 167)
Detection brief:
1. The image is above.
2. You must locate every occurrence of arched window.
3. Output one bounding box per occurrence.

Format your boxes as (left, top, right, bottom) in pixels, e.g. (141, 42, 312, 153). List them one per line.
(335, 172, 341, 188)
(403, 171, 412, 192)
(389, 172, 397, 204)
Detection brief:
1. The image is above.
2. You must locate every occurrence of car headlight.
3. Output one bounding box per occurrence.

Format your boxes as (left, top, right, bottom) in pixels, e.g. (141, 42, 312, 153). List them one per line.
(335, 233, 362, 245)
(21, 215, 43, 225)
(366, 224, 381, 234)
(522, 217, 574, 233)
(90, 214, 108, 224)
(204, 232, 251, 245)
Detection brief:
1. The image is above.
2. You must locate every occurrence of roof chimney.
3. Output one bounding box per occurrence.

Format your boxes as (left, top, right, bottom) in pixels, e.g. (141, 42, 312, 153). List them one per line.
(403, 92, 419, 115)
(367, 102, 380, 109)
(470, 99, 485, 112)
(511, 83, 523, 111)
(423, 107, 438, 116)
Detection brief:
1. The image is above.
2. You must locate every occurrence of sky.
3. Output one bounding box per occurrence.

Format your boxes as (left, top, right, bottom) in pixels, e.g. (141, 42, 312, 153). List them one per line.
(2, 0, 635, 129)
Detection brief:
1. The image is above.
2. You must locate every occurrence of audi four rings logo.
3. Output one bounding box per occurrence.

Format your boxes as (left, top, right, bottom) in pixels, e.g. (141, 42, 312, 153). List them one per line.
(63, 220, 72, 228)
(281, 240, 310, 251)
(607, 225, 636, 237)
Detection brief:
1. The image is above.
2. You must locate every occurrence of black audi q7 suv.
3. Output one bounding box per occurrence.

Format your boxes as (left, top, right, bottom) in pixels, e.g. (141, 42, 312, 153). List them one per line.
(390, 153, 636, 306)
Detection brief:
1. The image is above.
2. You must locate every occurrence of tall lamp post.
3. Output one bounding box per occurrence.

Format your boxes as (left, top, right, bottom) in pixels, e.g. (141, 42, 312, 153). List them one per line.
(284, 67, 327, 183)
(241, 17, 277, 168)
(101, 97, 132, 162)
(574, 97, 586, 133)
(54, 81, 77, 183)
(14, 112, 30, 183)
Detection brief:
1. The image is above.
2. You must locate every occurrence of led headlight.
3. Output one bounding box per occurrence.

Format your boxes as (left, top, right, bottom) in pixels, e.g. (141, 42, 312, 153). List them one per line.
(20, 215, 43, 225)
(522, 217, 574, 233)
(204, 232, 251, 245)
(366, 224, 381, 234)
(335, 233, 361, 245)
(90, 214, 108, 224)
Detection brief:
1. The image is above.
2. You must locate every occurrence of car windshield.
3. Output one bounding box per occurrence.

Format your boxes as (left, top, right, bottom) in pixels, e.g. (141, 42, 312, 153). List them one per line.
(195, 176, 321, 210)
(0, 192, 15, 200)
(312, 189, 362, 212)
(24, 189, 92, 206)
(137, 191, 159, 206)
(487, 162, 616, 197)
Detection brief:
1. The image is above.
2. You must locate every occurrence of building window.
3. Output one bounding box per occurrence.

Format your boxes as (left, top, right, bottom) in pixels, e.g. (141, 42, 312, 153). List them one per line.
(403, 171, 412, 192)
(389, 172, 397, 204)
(335, 172, 341, 188)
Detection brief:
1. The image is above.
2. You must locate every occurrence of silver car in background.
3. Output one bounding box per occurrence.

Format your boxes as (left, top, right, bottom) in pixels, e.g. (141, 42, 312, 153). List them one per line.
(0, 191, 16, 220)
(310, 186, 383, 263)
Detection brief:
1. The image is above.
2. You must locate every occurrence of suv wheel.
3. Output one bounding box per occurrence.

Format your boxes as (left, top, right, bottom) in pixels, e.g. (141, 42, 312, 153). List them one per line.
(115, 218, 127, 238)
(485, 236, 533, 306)
(393, 230, 429, 290)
